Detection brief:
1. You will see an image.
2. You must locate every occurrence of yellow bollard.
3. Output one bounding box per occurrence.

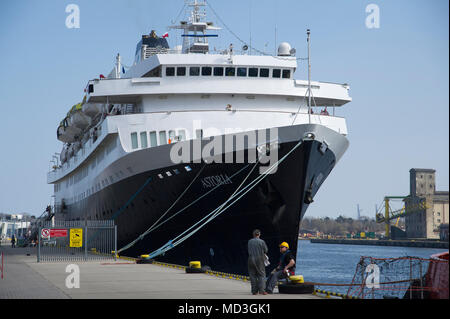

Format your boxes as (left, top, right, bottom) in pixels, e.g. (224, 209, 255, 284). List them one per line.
(189, 261, 201, 269)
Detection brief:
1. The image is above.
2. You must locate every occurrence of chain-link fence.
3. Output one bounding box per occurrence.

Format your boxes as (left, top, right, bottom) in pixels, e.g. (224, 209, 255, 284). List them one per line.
(37, 220, 116, 262)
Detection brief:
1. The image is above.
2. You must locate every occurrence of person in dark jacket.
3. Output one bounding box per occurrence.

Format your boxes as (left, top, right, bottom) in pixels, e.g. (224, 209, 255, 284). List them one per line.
(265, 241, 296, 294)
(247, 229, 268, 295)
(11, 234, 16, 248)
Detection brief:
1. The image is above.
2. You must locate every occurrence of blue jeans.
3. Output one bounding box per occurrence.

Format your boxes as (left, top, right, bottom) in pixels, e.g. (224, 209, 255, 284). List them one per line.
(265, 270, 286, 293)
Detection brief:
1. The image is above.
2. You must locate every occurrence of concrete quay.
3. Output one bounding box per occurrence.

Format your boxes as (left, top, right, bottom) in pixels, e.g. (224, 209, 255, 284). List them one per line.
(0, 246, 321, 299)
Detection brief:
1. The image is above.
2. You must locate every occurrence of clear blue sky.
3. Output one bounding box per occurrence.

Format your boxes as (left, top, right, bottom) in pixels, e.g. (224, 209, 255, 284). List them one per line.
(0, 0, 448, 219)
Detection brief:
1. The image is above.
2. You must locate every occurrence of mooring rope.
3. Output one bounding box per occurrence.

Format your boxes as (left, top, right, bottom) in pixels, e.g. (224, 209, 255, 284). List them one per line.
(117, 163, 255, 254)
(117, 164, 207, 253)
(145, 138, 304, 259)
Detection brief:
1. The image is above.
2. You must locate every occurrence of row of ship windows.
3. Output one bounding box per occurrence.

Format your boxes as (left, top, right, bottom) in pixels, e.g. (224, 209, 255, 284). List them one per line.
(64, 132, 195, 200)
(155, 66, 292, 79)
(55, 139, 119, 193)
(158, 165, 192, 179)
(130, 129, 203, 150)
(64, 168, 130, 205)
(62, 165, 194, 207)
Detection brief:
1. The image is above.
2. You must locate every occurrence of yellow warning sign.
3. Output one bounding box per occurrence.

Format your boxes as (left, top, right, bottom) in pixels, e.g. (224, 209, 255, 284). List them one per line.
(70, 228, 83, 247)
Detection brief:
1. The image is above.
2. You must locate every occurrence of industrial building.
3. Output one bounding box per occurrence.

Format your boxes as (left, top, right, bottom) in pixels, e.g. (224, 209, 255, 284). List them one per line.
(404, 169, 449, 239)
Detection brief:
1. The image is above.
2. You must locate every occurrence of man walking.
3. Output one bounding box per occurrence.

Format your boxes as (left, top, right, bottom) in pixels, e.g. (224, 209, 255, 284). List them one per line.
(247, 229, 268, 295)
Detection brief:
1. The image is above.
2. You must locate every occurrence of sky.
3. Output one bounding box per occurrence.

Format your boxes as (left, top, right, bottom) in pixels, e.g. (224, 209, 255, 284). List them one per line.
(0, 0, 448, 220)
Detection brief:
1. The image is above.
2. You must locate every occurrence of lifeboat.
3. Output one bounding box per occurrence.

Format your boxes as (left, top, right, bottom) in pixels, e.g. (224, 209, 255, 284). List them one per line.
(67, 143, 75, 158)
(67, 103, 92, 130)
(82, 103, 103, 118)
(72, 141, 81, 155)
(57, 118, 82, 143)
(60, 144, 69, 164)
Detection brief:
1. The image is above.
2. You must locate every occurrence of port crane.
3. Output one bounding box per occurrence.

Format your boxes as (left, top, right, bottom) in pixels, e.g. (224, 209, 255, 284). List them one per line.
(375, 196, 430, 238)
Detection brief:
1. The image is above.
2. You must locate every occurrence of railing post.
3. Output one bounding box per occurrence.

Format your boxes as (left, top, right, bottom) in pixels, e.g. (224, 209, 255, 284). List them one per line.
(114, 225, 117, 261)
(37, 226, 41, 263)
(84, 222, 88, 262)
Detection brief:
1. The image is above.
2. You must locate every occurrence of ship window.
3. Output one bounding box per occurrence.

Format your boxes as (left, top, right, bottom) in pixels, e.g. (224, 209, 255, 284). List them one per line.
(190, 67, 200, 76)
(158, 174, 164, 179)
(168, 130, 176, 143)
(165, 67, 175, 76)
(214, 67, 224, 76)
(225, 67, 236, 76)
(272, 69, 281, 78)
(249, 68, 258, 77)
(159, 131, 167, 145)
(282, 69, 291, 79)
(140, 132, 148, 148)
(202, 67, 212, 76)
(178, 130, 186, 141)
(237, 67, 247, 77)
(177, 67, 186, 76)
(143, 66, 161, 77)
(260, 68, 269, 77)
(149, 131, 157, 147)
(131, 132, 138, 149)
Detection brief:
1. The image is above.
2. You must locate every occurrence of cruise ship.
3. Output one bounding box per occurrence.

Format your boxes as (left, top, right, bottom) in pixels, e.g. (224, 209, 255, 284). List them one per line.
(47, 1, 351, 275)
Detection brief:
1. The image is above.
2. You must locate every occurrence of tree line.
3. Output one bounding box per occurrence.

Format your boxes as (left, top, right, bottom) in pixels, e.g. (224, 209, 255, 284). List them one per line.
(300, 215, 390, 236)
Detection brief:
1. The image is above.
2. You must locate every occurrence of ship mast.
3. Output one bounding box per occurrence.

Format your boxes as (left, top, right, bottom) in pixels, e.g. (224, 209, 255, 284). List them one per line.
(169, 0, 220, 54)
(307, 29, 311, 124)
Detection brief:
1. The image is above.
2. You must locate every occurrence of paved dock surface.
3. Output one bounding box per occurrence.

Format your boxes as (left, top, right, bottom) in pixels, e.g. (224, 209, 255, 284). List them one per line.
(0, 246, 321, 299)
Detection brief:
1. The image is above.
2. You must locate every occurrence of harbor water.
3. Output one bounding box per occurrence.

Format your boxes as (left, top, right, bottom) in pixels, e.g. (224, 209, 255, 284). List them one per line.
(295, 239, 448, 297)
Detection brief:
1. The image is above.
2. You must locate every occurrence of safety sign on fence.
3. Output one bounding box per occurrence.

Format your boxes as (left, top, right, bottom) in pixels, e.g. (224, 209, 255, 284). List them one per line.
(41, 228, 50, 239)
(51, 229, 68, 238)
(37, 220, 116, 262)
(70, 228, 83, 247)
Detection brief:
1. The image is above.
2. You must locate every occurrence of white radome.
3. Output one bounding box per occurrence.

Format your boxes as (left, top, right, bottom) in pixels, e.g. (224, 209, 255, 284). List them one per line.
(278, 42, 292, 56)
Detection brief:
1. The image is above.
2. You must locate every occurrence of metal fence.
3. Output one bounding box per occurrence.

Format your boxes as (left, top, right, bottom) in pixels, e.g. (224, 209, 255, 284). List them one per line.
(37, 220, 117, 262)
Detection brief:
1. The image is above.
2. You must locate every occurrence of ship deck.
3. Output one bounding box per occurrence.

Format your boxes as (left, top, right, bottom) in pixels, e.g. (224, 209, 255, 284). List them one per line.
(0, 246, 321, 299)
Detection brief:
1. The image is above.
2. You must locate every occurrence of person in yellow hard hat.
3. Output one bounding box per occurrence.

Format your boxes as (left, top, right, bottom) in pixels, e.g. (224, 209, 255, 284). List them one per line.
(264, 241, 296, 294)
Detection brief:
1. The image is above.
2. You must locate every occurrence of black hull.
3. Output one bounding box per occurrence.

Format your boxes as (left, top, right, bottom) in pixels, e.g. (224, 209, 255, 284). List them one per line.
(61, 138, 336, 276)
